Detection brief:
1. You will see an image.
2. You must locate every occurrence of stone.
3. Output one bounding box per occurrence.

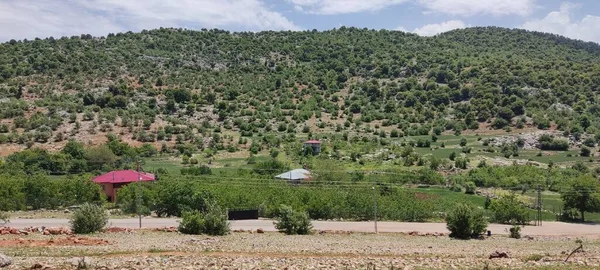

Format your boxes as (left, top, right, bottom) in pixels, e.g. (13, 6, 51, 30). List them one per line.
(256, 228, 264, 234)
(489, 251, 510, 259)
(0, 253, 12, 268)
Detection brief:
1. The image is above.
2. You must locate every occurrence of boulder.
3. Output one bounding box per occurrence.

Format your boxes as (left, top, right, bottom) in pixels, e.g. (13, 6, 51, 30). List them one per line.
(489, 251, 510, 259)
(0, 253, 11, 268)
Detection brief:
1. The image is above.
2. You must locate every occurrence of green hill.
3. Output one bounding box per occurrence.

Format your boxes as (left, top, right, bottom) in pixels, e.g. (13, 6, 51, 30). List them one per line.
(0, 26, 599, 157)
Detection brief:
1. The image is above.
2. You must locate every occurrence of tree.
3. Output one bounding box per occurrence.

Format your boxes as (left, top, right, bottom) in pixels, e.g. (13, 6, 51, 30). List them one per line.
(84, 145, 117, 171)
(489, 193, 530, 225)
(459, 138, 467, 147)
(561, 175, 600, 222)
(62, 140, 85, 159)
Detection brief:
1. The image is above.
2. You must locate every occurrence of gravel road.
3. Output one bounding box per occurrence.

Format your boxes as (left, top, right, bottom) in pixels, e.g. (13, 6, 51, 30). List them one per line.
(5, 218, 600, 236)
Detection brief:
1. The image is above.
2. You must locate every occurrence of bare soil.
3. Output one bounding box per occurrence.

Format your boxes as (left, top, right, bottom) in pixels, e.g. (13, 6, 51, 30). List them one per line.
(1, 231, 599, 269)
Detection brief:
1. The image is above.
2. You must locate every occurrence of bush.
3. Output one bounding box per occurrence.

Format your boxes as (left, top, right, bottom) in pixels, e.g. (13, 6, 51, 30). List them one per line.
(202, 203, 231, 236)
(450, 183, 463, 192)
(70, 203, 108, 234)
(0, 211, 8, 224)
(177, 203, 230, 236)
(178, 210, 204, 235)
(509, 225, 521, 239)
(464, 182, 476, 194)
(446, 203, 487, 239)
(274, 204, 312, 235)
(489, 194, 530, 225)
(580, 146, 591, 157)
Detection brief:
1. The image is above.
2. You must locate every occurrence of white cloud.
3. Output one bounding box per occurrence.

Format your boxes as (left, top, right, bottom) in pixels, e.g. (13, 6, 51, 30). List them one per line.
(287, 0, 408, 15)
(0, 0, 300, 41)
(521, 2, 600, 44)
(418, 0, 537, 16)
(398, 20, 466, 36)
(395, 26, 409, 32)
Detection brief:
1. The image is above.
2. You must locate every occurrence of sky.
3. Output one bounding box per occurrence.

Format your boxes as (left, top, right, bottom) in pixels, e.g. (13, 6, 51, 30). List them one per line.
(0, 0, 599, 44)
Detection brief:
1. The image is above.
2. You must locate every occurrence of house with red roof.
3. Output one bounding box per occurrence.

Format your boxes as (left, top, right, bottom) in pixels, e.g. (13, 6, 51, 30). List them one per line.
(93, 170, 156, 202)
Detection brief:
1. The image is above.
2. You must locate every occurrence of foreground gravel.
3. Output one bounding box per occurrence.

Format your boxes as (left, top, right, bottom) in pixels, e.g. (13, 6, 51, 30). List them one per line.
(1, 231, 599, 269)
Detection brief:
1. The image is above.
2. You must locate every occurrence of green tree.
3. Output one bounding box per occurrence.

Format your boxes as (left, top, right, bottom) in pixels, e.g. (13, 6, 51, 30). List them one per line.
(84, 145, 117, 171)
(489, 193, 530, 225)
(561, 175, 600, 222)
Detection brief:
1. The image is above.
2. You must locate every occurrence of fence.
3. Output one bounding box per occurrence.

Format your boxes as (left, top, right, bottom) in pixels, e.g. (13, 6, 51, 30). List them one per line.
(227, 209, 259, 220)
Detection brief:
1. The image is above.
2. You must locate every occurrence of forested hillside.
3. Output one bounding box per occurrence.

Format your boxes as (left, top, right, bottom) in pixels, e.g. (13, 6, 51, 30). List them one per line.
(0, 26, 599, 160)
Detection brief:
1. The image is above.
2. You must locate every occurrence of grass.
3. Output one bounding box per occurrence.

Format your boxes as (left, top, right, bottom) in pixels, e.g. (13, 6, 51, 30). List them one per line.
(412, 187, 561, 222)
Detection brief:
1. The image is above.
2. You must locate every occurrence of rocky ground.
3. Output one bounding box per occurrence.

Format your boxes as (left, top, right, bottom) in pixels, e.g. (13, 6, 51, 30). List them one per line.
(0, 230, 598, 269)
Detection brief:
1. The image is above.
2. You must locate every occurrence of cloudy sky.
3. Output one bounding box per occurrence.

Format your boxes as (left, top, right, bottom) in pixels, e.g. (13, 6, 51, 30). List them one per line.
(0, 0, 599, 43)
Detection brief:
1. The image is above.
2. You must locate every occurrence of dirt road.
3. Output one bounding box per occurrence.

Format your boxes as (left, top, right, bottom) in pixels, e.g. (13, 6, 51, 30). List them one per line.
(5, 218, 600, 236)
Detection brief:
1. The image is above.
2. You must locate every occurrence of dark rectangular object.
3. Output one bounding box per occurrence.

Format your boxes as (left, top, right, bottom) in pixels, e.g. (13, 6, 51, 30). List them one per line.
(228, 209, 259, 220)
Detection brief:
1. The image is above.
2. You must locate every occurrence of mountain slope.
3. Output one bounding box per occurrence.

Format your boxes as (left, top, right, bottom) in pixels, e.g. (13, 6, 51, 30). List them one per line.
(0, 27, 599, 155)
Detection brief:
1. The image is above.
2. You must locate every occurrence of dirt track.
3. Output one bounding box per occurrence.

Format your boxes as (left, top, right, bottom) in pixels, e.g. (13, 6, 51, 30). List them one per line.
(6, 218, 600, 236)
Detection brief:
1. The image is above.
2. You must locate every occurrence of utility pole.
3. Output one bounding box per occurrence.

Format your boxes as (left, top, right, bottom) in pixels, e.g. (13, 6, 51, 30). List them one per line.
(537, 184, 542, 226)
(373, 182, 378, 234)
(137, 160, 142, 229)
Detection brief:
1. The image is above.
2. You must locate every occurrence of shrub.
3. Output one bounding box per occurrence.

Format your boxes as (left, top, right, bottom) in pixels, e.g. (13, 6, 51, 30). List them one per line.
(446, 203, 487, 239)
(202, 203, 231, 236)
(464, 182, 476, 194)
(177, 203, 230, 236)
(0, 211, 8, 224)
(489, 194, 530, 225)
(509, 225, 521, 239)
(274, 204, 312, 235)
(580, 146, 591, 157)
(450, 183, 463, 192)
(525, 254, 544, 262)
(178, 210, 204, 235)
(70, 203, 108, 234)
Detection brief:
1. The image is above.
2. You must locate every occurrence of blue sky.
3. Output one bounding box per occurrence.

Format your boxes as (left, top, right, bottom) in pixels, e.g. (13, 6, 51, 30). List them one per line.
(0, 0, 599, 43)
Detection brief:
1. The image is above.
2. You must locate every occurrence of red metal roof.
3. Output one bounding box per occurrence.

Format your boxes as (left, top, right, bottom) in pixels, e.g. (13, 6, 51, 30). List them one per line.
(92, 170, 155, 184)
(304, 140, 321, 144)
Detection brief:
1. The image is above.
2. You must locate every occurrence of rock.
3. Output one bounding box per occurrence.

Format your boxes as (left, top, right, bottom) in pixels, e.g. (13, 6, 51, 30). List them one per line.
(70, 257, 93, 268)
(30, 263, 52, 269)
(0, 253, 11, 268)
(489, 251, 510, 259)
(256, 228, 264, 234)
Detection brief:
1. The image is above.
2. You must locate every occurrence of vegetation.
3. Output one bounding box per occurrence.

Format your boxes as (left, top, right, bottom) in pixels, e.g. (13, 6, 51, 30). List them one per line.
(70, 203, 108, 234)
(0, 211, 8, 224)
(446, 203, 487, 239)
(178, 211, 205, 235)
(561, 175, 600, 222)
(509, 225, 522, 239)
(1, 26, 600, 226)
(177, 201, 230, 236)
(274, 204, 313, 235)
(489, 194, 530, 225)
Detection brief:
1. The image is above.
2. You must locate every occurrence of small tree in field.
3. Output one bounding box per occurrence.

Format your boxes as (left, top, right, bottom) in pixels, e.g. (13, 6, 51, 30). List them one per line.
(489, 193, 530, 225)
(446, 203, 487, 239)
(561, 175, 600, 222)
